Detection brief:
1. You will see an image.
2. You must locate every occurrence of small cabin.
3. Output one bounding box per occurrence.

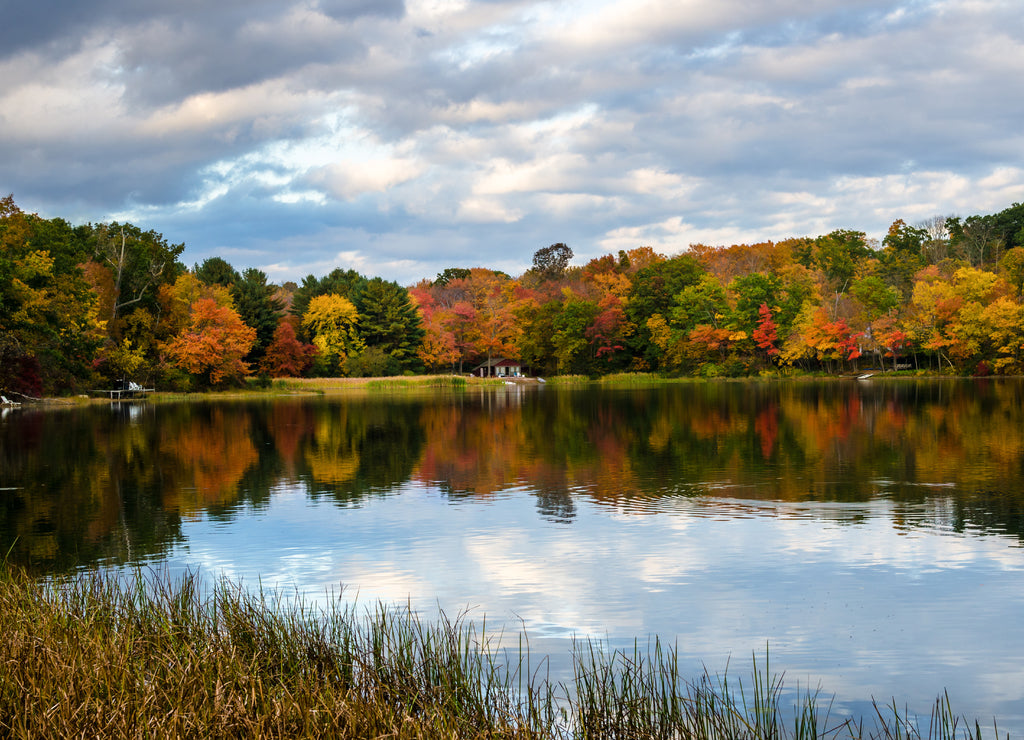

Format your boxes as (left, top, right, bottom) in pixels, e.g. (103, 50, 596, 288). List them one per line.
(472, 358, 522, 378)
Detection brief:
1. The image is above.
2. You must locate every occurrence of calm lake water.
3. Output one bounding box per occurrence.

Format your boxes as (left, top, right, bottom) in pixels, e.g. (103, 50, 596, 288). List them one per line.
(3, 379, 1024, 731)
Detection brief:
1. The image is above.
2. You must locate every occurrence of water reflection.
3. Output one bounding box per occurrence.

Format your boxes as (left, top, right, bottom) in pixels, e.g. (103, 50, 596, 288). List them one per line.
(3, 380, 1024, 729)
(3, 380, 1024, 573)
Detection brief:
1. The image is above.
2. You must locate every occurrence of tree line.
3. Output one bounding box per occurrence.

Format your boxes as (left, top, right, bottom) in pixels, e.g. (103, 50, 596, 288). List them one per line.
(3, 193, 1024, 395)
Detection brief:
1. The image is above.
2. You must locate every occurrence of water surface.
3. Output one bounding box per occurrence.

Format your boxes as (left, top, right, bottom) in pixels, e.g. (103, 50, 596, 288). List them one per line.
(2, 379, 1023, 730)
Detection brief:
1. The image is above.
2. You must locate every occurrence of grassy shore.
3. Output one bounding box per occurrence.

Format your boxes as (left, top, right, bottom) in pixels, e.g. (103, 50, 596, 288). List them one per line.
(0, 566, 1005, 739)
(20, 370, 970, 407)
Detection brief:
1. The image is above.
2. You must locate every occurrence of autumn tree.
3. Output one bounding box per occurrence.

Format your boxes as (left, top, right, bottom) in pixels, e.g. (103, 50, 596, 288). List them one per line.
(463, 270, 519, 372)
(163, 298, 256, 386)
(290, 268, 366, 334)
(941, 266, 1017, 372)
(156, 272, 234, 346)
(691, 241, 792, 285)
(978, 297, 1024, 373)
(782, 306, 862, 372)
(880, 219, 927, 296)
(259, 320, 317, 377)
(685, 324, 748, 373)
(752, 303, 780, 364)
(586, 294, 631, 368)
(999, 247, 1024, 297)
(531, 243, 574, 281)
(552, 297, 601, 374)
(908, 266, 961, 370)
(873, 316, 913, 372)
(625, 254, 705, 370)
(302, 294, 364, 375)
(409, 283, 460, 372)
(0, 195, 103, 394)
(446, 301, 480, 372)
(429, 269, 519, 373)
(91, 221, 184, 325)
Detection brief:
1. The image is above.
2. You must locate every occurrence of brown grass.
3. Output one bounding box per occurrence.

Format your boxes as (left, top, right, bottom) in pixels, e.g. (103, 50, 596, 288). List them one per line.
(0, 567, 1006, 740)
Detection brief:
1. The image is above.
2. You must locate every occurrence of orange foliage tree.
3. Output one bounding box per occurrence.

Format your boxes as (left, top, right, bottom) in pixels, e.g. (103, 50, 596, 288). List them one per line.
(164, 298, 256, 385)
(408, 284, 460, 372)
(783, 306, 862, 372)
(803, 308, 862, 370)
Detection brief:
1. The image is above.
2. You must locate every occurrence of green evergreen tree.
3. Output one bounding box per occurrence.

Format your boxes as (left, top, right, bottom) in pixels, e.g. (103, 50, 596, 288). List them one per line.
(231, 268, 284, 363)
(352, 277, 425, 374)
(195, 257, 240, 288)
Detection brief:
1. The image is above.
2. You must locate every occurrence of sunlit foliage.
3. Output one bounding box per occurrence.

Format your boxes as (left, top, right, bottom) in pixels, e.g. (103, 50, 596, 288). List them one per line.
(6, 193, 1024, 392)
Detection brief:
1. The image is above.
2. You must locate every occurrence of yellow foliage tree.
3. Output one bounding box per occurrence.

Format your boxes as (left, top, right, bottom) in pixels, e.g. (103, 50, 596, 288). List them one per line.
(302, 294, 364, 374)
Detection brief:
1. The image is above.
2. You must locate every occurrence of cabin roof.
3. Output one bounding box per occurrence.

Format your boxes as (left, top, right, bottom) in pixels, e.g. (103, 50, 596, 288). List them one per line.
(471, 358, 520, 370)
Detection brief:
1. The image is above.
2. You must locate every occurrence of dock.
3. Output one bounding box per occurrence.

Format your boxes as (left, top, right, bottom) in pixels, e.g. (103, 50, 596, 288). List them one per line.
(92, 381, 154, 400)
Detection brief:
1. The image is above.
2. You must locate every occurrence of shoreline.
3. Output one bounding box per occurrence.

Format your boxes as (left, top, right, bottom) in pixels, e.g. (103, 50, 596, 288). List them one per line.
(8, 370, 1015, 408)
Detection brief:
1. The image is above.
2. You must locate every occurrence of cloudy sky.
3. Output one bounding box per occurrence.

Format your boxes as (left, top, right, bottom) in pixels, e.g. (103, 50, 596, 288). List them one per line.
(2, 0, 1023, 285)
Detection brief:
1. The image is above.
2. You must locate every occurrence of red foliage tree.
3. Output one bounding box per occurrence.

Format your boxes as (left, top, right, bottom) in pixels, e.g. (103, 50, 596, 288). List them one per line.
(259, 320, 317, 377)
(752, 303, 780, 360)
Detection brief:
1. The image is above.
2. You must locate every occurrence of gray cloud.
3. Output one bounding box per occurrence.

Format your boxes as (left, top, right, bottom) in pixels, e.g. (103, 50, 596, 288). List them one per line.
(2, 0, 1022, 284)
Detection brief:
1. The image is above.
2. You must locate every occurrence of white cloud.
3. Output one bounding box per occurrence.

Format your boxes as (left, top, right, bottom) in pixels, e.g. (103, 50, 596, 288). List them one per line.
(140, 81, 324, 139)
(1, 0, 1023, 283)
(473, 153, 590, 195)
(600, 216, 766, 255)
(456, 196, 523, 223)
(0, 37, 127, 141)
(622, 167, 698, 197)
(309, 157, 425, 200)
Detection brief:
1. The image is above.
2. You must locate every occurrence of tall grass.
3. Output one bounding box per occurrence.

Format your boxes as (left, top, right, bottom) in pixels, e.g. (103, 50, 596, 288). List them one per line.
(366, 376, 469, 391)
(0, 567, 1008, 739)
(545, 375, 590, 386)
(597, 372, 676, 386)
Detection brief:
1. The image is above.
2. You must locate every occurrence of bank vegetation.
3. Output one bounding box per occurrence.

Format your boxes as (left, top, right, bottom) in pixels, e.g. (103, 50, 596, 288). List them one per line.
(4, 194, 1024, 400)
(0, 566, 1007, 739)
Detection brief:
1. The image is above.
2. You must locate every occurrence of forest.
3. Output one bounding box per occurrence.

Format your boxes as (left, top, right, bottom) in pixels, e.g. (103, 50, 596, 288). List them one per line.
(2, 193, 1024, 396)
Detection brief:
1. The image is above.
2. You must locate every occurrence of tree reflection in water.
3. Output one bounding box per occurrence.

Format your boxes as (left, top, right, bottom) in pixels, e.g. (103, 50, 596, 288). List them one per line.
(2, 378, 1024, 573)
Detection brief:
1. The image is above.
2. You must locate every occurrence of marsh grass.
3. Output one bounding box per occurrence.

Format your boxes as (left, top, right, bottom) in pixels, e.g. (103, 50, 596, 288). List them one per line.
(366, 376, 470, 391)
(0, 567, 1008, 739)
(545, 375, 590, 386)
(597, 372, 678, 386)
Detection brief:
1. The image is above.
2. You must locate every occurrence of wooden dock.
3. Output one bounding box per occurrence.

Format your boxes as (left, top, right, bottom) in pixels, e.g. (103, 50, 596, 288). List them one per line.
(92, 382, 154, 400)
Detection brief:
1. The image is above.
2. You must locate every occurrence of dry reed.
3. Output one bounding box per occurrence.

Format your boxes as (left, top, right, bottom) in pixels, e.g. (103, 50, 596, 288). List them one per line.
(0, 567, 1008, 740)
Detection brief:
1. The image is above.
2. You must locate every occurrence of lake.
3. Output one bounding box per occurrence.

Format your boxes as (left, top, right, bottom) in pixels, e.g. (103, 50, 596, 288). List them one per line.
(2, 378, 1024, 732)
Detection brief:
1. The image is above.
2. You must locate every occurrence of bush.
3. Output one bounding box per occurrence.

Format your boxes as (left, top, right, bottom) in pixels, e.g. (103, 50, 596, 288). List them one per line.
(345, 347, 399, 377)
(699, 362, 722, 378)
